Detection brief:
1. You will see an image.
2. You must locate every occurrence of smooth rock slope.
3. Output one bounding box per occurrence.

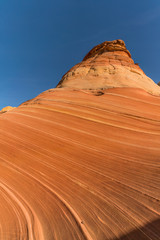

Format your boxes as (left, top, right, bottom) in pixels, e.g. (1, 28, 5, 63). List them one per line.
(0, 40, 160, 240)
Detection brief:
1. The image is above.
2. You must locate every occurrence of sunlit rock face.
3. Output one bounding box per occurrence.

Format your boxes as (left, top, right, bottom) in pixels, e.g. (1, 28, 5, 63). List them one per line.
(0, 106, 15, 113)
(57, 39, 160, 95)
(0, 40, 160, 240)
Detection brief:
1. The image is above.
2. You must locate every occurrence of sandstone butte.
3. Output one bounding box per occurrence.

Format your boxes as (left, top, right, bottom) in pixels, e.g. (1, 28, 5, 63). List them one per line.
(0, 40, 160, 240)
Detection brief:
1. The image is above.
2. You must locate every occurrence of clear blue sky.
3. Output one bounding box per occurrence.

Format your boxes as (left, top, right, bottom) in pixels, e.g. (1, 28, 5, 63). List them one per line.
(0, 0, 160, 109)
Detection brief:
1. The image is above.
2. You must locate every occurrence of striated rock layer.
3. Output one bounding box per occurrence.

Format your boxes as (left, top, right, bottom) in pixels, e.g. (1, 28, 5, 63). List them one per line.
(57, 40, 160, 96)
(0, 87, 160, 239)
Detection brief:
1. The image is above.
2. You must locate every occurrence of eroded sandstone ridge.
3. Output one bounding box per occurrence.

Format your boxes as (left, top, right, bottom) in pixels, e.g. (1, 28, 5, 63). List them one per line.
(0, 41, 160, 239)
(57, 39, 160, 95)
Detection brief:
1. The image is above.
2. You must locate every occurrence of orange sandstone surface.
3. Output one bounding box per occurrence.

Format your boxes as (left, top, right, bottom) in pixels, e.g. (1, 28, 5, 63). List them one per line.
(0, 106, 15, 113)
(0, 40, 160, 240)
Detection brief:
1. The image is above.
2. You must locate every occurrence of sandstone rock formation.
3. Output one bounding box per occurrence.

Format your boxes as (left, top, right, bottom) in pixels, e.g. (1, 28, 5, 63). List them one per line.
(57, 39, 160, 96)
(0, 106, 15, 113)
(0, 40, 160, 239)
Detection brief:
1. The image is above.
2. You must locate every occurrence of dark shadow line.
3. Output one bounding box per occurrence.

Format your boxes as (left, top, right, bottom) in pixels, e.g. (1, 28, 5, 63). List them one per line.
(111, 218, 160, 240)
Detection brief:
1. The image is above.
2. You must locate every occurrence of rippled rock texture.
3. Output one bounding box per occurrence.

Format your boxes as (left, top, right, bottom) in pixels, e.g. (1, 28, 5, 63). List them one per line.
(1, 39, 160, 239)
(0, 87, 160, 239)
(57, 40, 160, 96)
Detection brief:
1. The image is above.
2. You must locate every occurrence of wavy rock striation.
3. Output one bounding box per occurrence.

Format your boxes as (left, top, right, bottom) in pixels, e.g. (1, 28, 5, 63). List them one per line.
(0, 40, 160, 239)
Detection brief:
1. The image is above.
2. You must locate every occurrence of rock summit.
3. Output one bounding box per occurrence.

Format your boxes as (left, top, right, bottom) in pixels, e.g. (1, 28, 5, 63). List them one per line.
(57, 39, 160, 95)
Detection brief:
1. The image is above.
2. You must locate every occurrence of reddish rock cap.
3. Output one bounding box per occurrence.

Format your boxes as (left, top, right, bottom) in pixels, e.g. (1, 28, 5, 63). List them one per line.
(83, 39, 131, 61)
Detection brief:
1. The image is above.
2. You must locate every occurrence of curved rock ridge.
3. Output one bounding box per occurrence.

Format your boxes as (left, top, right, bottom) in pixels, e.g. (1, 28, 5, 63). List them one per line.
(83, 39, 132, 60)
(57, 40, 160, 96)
(0, 87, 160, 239)
(0, 106, 15, 113)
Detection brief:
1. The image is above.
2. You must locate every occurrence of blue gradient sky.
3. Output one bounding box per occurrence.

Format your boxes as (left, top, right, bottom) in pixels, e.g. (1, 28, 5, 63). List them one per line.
(0, 0, 160, 109)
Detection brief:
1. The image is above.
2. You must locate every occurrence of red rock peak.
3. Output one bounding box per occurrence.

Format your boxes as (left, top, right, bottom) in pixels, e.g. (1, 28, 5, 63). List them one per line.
(56, 39, 160, 96)
(83, 39, 131, 61)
